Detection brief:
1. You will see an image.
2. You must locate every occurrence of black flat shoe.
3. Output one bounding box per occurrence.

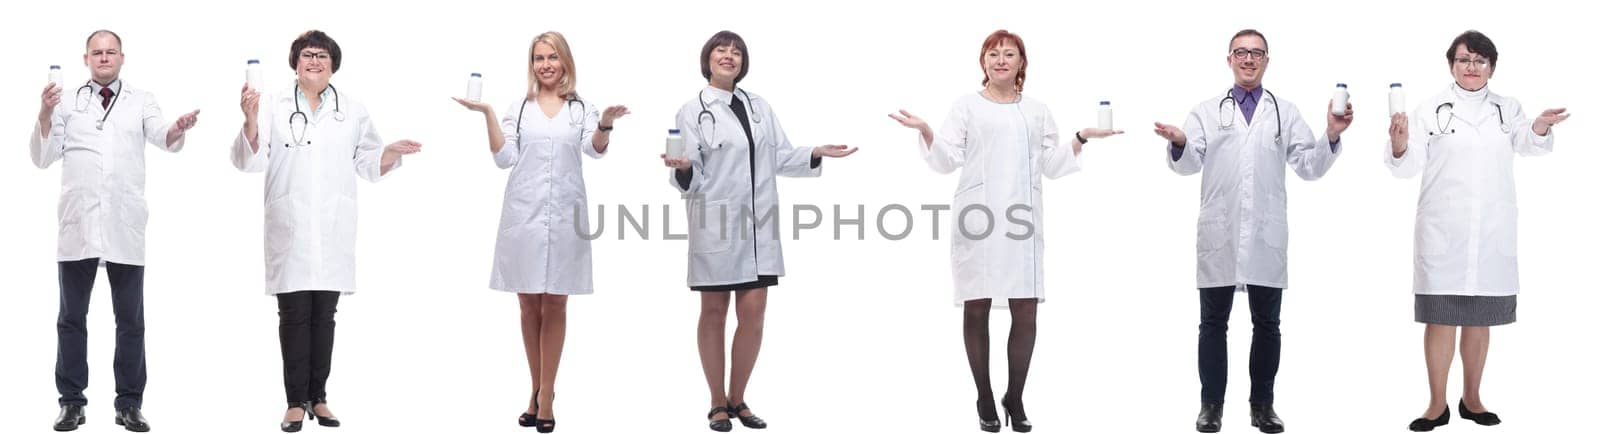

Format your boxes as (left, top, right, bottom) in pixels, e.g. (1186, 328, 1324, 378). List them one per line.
(309, 398, 341, 427)
(1249, 404, 1284, 434)
(53, 404, 86, 432)
(729, 402, 767, 429)
(114, 407, 150, 433)
(1196, 402, 1223, 433)
(1459, 399, 1501, 426)
(281, 402, 308, 433)
(1001, 397, 1031, 433)
(707, 406, 734, 432)
(1409, 407, 1450, 432)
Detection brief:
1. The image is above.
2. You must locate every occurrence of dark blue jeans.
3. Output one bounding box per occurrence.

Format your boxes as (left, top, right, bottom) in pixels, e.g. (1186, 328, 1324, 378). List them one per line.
(56, 258, 146, 410)
(1198, 285, 1282, 405)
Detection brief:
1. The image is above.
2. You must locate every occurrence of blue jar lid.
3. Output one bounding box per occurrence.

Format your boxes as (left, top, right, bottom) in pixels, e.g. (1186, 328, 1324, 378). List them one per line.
(1336, 83, 1347, 88)
(1391, 83, 1403, 88)
(669, 129, 681, 134)
(1099, 101, 1111, 105)
(471, 72, 481, 77)
(247, 59, 260, 64)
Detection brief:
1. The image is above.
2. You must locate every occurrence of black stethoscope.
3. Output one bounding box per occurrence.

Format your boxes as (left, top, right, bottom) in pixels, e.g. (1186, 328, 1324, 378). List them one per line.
(513, 97, 586, 144)
(696, 88, 760, 148)
(1218, 87, 1283, 145)
(287, 84, 344, 147)
(1430, 101, 1510, 136)
(73, 80, 122, 130)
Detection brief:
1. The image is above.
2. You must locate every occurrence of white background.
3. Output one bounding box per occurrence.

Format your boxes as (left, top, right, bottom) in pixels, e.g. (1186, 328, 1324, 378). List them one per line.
(1, 0, 1594, 433)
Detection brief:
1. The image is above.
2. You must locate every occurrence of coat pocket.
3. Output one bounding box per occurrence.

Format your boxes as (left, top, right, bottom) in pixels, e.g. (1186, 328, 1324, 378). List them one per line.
(689, 198, 735, 255)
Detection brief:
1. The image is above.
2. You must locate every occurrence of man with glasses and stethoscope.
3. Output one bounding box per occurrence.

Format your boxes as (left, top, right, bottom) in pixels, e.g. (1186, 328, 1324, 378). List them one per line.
(31, 29, 199, 433)
(1153, 29, 1353, 434)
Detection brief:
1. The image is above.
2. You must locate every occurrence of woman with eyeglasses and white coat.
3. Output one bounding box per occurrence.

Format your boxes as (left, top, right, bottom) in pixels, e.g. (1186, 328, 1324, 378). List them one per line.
(1388, 30, 1569, 432)
(232, 30, 423, 433)
(452, 30, 628, 433)
(659, 30, 856, 432)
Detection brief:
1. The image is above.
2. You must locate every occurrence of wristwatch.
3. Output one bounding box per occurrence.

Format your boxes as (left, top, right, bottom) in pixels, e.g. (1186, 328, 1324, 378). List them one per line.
(1075, 131, 1088, 144)
(598, 124, 614, 132)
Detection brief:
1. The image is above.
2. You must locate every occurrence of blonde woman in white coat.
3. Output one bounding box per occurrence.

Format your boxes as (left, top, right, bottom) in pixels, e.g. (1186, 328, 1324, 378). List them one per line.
(234, 30, 421, 432)
(453, 31, 627, 433)
(1388, 30, 1568, 432)
(890, 30, 1120, 433)
(660, 30, 856, 432)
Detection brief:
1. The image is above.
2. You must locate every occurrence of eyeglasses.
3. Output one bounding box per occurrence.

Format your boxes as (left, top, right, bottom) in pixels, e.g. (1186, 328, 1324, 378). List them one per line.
(299, 51, 331, 63)
(1454, 57, 1490, 68)
(1230, 48, 1267, 60)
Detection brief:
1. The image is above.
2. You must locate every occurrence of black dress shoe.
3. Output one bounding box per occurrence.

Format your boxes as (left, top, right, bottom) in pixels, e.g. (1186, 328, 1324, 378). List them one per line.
(1196, 402, 1223, 433)
(53, 404, 86, 432)
(1001, 397, 1032, 433)
(729, 402, 767, 429)
(114, 407, 150, 433)
(1249, 404, 1284, 433)
(1409, 407, 1450, 432)
(978, 399, 1001, 433)
(281, 402, 308, 433)
(707, 406, 734, 432)
(309, 398, 341, 427)
(1458, 399, 1500, 426)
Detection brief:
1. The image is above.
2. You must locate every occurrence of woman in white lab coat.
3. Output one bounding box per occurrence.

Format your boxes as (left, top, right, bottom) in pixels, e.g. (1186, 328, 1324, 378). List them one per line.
(452, 31, 627, 433)
(232, 30, 422, 433)
(1388, 30, 1568, 432)
(659, 30, 856, 432)
(888, 30, 1120, 433)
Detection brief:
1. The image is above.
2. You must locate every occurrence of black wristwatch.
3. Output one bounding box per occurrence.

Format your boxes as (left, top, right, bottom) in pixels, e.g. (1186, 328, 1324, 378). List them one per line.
(598, 124, 614, 132)
(1075, 131, 1088, 144)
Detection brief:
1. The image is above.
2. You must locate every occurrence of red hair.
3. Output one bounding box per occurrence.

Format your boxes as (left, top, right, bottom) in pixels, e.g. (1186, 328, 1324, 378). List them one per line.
(979, 30, 1027, 92)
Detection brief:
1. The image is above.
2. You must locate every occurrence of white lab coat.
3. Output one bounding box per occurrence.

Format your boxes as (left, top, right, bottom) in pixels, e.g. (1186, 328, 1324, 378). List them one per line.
(920, 92, 1080, 306)
(669, 86, 820, 287)
(231, 85, 400, 295)
(1386, 84, 1552, 296)
(30, 81, 184, 266)
(1168, 89, 1342, 290)
(488, 97, 604, 294)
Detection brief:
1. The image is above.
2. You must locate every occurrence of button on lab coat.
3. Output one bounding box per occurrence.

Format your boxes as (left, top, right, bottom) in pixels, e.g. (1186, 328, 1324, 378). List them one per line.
(489, 98, 603, 294)
(30, 81, 185, 266)
(669, 87, 820, 287)
(920, 92, 1080, 306)
(231, 85, 400, 295)
(1168, 91, 1342, 290)
(1386, 85, 1552, 296)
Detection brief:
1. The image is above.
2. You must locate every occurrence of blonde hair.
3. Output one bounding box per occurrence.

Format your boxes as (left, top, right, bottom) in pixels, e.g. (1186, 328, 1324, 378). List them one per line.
(526, 31, 578, 100)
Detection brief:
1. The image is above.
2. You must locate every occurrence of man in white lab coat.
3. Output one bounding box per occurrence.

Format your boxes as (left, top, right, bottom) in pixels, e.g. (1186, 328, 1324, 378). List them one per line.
(1153, 29, 1351, 434)
(30, 30, 200, 433)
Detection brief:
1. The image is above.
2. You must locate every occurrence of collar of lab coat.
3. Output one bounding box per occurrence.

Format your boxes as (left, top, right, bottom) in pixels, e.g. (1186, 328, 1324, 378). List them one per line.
(88, 79, 122, 96)
(294, 84, 336, 116)
(1432, 83, 1504, 108)
(701, 85, 741, 106)
(1230, 85, 1263, 105)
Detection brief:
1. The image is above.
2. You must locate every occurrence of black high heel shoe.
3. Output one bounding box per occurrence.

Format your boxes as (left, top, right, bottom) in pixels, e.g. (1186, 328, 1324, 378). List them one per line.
(1001, 399, 1032, 433)
(1408, 407, 1450, 432)
(977, 400, 1001, 433)
(519, 390, 541, 427)
(280, 402, 308, 433)
(1458, 399, 1501, 426)
(308, 398, 340, 428)
(533, 393, 556, 433)
(707, 406, 734, 432)
(728, 402, 767, 429)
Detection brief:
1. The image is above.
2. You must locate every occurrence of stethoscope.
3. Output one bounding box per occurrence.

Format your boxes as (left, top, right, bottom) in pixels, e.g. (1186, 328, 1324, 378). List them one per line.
(513, 97, 586, 144)
(287, 84, 344, 147)
(73, 80, 122, 130)
(1217, 87, 1283, 145)
(1430, 101, 1510, 136)
(696, 88, 761, 148)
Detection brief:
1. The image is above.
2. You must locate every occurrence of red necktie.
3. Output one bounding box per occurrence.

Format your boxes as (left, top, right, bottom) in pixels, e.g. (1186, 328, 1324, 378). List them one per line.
(99, 87, 114, 110)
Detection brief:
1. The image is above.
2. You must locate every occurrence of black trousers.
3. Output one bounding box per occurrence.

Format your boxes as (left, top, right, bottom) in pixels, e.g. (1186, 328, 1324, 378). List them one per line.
(278, 291, 339, 404)
(56, 258, 146, 410)
(1198, 285, 1282, 405)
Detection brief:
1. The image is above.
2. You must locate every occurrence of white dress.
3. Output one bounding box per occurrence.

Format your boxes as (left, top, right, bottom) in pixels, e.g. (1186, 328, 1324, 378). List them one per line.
(488, 98, 604, 294)
(920, 92, 1080, 307)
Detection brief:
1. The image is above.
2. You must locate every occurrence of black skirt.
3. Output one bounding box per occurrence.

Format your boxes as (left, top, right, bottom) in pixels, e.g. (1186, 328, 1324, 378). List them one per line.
(691, 275, 779, 292)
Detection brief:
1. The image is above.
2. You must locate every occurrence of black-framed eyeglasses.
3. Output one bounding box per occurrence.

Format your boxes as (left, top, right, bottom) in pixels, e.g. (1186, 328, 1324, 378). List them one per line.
(1453, 57, 1490, 68)
(1230, 48, 1267, 60)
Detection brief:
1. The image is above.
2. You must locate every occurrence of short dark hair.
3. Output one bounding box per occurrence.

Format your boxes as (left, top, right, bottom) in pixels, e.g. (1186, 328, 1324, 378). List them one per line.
(699, 30, 748, 84)
(1229, 29, 1268, 53)
(85, 30, 122, 50)
(1447, 30, 1497, 69)
(289, 30, 342, 73)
